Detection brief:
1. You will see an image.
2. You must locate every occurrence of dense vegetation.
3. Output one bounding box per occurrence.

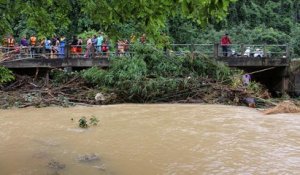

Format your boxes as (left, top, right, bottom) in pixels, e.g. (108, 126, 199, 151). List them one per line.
(1, 0, 298, 56)
(0, 0, 297, 55)
(0, 0, 234, 39)
(1, 44, 263, 108)
(80, 44, 251, 103)
(0, 66, 14, 85)
(168, 0, 300, 57)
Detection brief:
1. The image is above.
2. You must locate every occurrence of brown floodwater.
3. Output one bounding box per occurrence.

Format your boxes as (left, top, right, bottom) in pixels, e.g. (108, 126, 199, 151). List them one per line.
(0, 104, 299, 175)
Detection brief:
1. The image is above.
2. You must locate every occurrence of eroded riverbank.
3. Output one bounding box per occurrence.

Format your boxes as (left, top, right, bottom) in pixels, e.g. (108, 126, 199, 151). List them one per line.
(0, 104, 299, 175)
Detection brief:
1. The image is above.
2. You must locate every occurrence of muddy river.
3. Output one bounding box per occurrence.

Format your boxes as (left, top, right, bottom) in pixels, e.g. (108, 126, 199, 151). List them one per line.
(0, 104, 299, 175)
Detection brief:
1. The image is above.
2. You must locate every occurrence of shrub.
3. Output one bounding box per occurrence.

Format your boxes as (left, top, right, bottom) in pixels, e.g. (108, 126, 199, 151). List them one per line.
(0, 66, 15, 85)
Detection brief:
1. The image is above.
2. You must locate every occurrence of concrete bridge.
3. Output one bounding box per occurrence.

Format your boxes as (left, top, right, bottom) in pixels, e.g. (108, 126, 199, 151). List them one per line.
(1, 43, 296, 95)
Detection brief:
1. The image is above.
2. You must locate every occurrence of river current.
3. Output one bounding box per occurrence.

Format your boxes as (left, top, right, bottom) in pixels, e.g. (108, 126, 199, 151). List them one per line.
(0, 104, 299, 175)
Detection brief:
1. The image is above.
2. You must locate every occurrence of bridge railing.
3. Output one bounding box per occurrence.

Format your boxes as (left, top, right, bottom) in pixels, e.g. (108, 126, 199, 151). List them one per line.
(216, 44, 289, 58)
(0, 43, 290, 62)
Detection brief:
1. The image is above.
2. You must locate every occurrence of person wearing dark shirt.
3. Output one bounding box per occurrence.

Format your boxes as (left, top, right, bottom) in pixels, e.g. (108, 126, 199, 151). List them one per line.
(20, 36, 28, 46)
(71, 36, 78, 54)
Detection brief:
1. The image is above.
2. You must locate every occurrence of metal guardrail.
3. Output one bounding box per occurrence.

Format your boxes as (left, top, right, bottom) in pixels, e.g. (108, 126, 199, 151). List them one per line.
(217, 44, 289, 58)
(0, 43, 290, 62)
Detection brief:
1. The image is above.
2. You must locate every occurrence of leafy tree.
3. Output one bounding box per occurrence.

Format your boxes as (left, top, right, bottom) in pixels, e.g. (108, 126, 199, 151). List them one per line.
(0, 0, 236, 40)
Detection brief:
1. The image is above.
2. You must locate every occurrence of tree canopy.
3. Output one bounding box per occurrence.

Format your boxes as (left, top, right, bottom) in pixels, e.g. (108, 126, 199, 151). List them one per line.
(0, 0, 236, 38)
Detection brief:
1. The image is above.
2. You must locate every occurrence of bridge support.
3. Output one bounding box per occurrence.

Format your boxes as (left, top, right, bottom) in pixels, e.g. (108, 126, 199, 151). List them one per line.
(281, 67, 289, 94)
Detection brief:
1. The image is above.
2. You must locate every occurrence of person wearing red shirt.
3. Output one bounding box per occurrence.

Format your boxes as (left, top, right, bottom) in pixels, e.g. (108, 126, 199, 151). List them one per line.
(220, 33, 231, 57)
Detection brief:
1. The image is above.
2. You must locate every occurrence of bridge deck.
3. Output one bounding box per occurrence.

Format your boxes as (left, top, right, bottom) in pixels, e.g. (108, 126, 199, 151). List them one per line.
(218, 57, 289, 67)
(0, 56, 289, 69)
(0, 58, 109, 68)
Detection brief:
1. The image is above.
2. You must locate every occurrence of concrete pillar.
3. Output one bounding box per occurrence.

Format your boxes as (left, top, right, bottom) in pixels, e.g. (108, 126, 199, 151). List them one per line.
(45, 69, 49, 87)
(281, 67, 290, 94)
(241, 44, 245, 56)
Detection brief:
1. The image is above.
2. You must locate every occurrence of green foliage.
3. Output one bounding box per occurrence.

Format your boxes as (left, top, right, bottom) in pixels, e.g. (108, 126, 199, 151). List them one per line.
(247, 81, 264, 95)
(0, 66, 15, 85)
(81, 67, 106, 85)
(78, 116, 99, 128)
(0, 0, 235, 41)
(50, 69, 78, 85)
(89, 116, 99, 126)
(78, 30, 98, 41)
(81, 44, 237, 102)
(78, 117, 88, 128)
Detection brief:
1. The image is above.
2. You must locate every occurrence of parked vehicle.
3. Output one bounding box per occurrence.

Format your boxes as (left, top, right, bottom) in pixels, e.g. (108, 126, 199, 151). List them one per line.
(254, 48, 264, 58)
(243, 47, 251, 57)
(243, 47, 264, 58)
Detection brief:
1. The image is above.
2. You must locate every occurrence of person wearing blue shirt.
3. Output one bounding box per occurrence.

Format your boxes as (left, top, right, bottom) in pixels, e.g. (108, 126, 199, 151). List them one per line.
(96, 32, 104, 52)
(45, 38, 51, 54)
(59, 35, 66, 58)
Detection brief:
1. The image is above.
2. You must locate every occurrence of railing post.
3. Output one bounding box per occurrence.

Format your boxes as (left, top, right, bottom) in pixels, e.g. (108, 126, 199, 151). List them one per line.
(263, 44, 266, 58)
(241, 44, 245, 56)
(190, 43, 195, 59)
(42, 45, 45, 54)
(286, 44, 290, 60)
(214, 43, 219, 58)
(91, 45, 95, 59)
(66, 44, 71, 59)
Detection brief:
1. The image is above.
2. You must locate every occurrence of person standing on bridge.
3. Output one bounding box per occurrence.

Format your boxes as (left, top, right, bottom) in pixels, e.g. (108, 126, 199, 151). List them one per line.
(7, 35, 15, 48)
(30, 34, 37, 58)
(59, 35, 66, 58)
(96, 32, 104, 53)
(220, 33, 231, 57)
(84, 36, 93, 58)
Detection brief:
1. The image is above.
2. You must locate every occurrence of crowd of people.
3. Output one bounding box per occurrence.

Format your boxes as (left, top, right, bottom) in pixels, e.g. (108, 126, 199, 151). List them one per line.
(1, 32, 147, 59)
(1, 32, 235, 59)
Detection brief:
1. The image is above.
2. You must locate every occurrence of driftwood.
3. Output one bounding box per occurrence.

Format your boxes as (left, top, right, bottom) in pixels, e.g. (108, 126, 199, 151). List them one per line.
(0, 74, 269, 108)
(0, 75, 101, 108)
(263, 101, 300, 115)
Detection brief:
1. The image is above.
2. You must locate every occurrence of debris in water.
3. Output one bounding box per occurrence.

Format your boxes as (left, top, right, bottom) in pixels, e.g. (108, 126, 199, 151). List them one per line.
(93, 164, 106, 171)
(263, 100, 300, 115)
(78, 153, 100, 163)
(47, 159, 66, 170)
(78, 117, 88, 128)
(90, 115, 99, 126)
(95, 93, 106, 102)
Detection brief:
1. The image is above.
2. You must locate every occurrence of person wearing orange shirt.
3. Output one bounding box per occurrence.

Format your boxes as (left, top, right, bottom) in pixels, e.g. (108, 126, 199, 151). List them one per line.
(30, 34, 37, 57)
(7, 35, 15, 48)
